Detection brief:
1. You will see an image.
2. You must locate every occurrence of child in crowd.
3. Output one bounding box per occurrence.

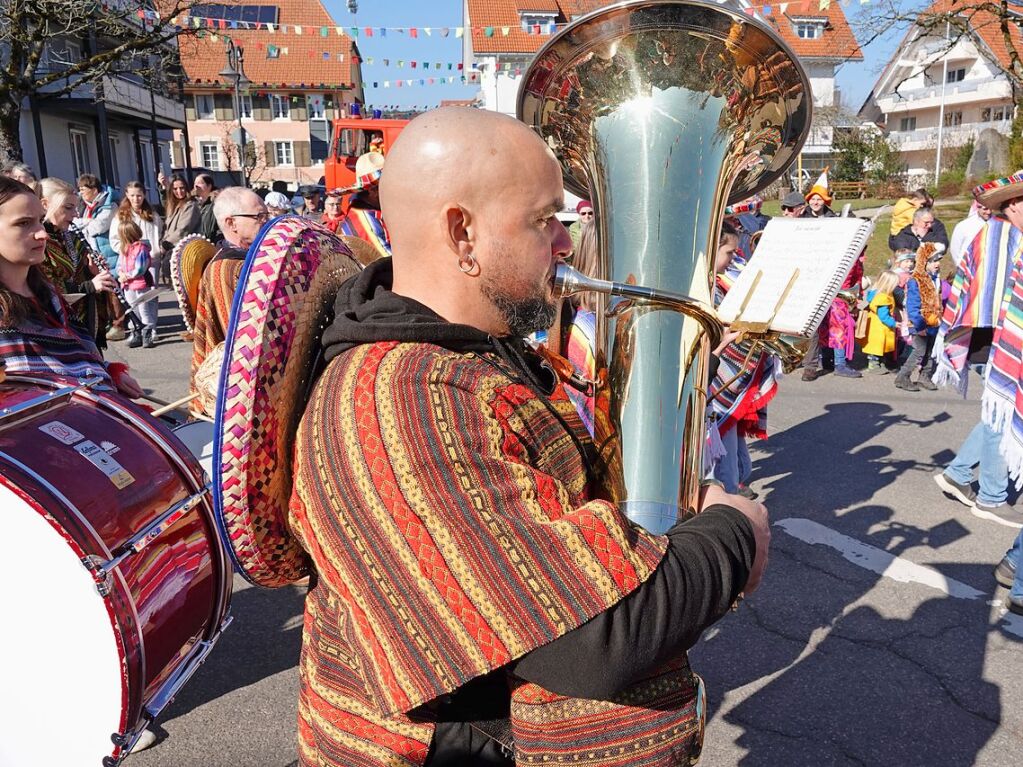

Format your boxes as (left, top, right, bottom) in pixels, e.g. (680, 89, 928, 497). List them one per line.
(859, 270, 899, 373)
(891, 249, 916, 359)
(895, 243, 943, 391)
(116, 220, 156, 349)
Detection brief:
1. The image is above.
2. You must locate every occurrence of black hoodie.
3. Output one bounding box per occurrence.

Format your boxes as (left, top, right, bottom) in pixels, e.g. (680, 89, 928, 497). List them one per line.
(317, 259, 756, 765)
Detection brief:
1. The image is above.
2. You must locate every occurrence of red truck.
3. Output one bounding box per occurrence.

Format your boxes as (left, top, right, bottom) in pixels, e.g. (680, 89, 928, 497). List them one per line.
(324, 113, 409, 191)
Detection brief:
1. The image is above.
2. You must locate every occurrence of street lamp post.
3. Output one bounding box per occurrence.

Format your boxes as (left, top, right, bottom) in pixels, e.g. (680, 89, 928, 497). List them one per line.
(219, 40, 251, 187)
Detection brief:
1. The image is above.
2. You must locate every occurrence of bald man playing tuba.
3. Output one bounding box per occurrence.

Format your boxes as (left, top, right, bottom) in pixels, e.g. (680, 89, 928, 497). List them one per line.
(287, 107, 769, 766)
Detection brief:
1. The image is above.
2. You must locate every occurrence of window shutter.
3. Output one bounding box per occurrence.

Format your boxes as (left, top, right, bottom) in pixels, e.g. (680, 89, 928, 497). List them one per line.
(264, 141, 277, 167)
(214, 94, 234, 121)
(172, 141, 183, 168)
(252, 95, 271, 121)
(294, 141, 311, 167)
(185, 98, 197, 122)
(291, 95, 307, 121)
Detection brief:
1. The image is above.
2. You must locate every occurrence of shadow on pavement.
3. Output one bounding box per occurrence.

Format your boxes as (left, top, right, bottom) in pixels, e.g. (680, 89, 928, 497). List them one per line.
(691, 401, 1002, 764)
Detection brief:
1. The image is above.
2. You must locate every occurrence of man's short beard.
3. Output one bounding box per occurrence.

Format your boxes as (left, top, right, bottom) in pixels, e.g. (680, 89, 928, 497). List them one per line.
(482, 283, 557, 338)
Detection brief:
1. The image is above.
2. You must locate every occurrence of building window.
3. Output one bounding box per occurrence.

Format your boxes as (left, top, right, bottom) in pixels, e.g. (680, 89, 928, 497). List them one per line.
(794, 22, 823, 39)
(69, 128, 91, 179)
(274, 140, 294, 166)
(943, 110, 963, 127)
(108, 137, 121, 186)
(240, 95, 253, 119)
(307, 95, 326, 120)
(520, 13, 556, 28)
(982, 106, 1008, 122)
(190, 4, 279, 25)
(199, 140, 219, 169)
(946, 68, 966, 84)
(898, 116, 917, 132)
(195, 94, 215, 120)
(310, 121, 329, 164)
(270, 94, 290, 120)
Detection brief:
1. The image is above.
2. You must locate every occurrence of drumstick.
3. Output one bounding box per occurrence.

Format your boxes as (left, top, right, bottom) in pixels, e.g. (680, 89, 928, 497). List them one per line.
(150, 392, 201, 417)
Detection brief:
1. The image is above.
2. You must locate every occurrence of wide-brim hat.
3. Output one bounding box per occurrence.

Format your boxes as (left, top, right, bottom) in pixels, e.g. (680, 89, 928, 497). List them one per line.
(974, 171, 1023, 209)
(354, 151, 385, 188)
(170, 234, 216, 332)
(214, 215, 365, 587)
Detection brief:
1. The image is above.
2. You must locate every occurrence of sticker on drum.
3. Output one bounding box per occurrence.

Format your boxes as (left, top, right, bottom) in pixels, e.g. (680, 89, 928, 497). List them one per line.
(38, 419, 85, 445)
(74, 440, 135, 488)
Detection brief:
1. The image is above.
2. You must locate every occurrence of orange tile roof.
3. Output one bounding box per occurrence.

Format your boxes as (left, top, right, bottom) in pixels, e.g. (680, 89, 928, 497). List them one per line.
(772, 4, 862, 61)
(178, 0, 358, 90)
(919, 0, 1022, 73)
(467, 0, 861, 61)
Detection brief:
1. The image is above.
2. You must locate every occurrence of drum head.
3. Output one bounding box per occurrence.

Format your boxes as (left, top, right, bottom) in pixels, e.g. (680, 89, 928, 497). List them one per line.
(170, 234, 216, 332)
(173, 420, 215, 479)
(0, 481, 124, 765)
(215, 216, 364, 587)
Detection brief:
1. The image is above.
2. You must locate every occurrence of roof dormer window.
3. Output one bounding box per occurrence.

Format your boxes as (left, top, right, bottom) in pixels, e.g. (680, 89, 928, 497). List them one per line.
(519, 11, 557, 31)
(792, 18, 826, 40)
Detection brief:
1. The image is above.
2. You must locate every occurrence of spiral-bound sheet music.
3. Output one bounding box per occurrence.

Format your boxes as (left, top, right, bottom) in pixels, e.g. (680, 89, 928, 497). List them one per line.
(716, 216, 876, 336)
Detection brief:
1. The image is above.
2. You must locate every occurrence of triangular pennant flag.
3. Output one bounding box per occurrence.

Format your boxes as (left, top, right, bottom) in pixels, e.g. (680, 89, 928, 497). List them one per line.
(502, 26, 510, 36)
(398, 60, 404, 68)
(380, 27, 387, 37)
(819, 0, 830, 7)
(411, 61, 417, 69)
(336, 26, 344, 35)
(383, 58, 389, 66)
(485, 26, 494, 37)
(424, 27, 432, 36)
(320, 26, 328, 36)
(780, 2, 788, 11)
(295, 25, 303, 35)
(763, 4, 772, 13)
(441, 27, 449, 37)
(366, 57, 373, 65)
(410, 27, 418, 38)
(350, 26, 358, 37)
(455, 27, 464, 38)
(323, 52, 330, 60)
(365, 26, 373, 36)
(457, 63, 463, 71)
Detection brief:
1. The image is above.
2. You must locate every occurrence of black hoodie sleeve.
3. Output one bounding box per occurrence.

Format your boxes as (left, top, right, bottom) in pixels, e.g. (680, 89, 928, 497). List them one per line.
(511, 504, 755, 699)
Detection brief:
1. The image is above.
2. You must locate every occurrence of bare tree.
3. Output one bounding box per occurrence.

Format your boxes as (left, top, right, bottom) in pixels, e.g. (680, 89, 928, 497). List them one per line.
(0, 0, 198, 164)
(855, 1, 1022, 99)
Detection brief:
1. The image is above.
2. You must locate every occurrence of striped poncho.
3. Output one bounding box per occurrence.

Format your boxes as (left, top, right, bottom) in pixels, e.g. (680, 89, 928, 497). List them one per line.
(982, 223, 1023, 486)
(709, 270, 779, 441)
(0, 288, 110, 383)
(339, 207, 391, 259)
(933, 218, 1021, 394)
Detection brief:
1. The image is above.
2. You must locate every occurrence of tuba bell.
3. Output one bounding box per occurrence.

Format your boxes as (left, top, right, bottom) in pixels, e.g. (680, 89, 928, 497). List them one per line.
(519, 0, 811, 533)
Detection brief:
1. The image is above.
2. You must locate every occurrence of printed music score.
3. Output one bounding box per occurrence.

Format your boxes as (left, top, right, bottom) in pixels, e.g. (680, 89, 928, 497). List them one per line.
(717, 216, 875, 336)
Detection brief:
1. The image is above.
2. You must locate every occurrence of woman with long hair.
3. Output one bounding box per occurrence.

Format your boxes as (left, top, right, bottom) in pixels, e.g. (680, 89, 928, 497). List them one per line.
(38, 177, 116, 348)
(160, 173, 201, 284)
(0, 177, 142, 397)
(110, 181, 163, 347)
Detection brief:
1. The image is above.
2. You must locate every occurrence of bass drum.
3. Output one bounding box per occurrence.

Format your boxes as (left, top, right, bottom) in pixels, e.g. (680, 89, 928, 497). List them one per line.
(0, 376, 232, 766)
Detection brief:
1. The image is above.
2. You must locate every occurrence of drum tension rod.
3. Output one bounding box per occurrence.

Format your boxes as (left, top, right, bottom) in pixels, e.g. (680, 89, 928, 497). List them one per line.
(87, 484, 212, 588)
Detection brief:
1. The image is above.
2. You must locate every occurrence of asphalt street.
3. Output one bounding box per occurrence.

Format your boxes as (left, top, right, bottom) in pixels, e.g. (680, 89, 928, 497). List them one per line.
(116, 297, 1022, 766)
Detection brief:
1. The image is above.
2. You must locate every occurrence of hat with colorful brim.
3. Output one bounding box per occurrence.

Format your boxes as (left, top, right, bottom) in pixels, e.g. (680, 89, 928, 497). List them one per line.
(214, 215, 365, 587)
(974, 171, 1023, 210)
(170, 234, 216, 332)
(724, 194, 763, 216)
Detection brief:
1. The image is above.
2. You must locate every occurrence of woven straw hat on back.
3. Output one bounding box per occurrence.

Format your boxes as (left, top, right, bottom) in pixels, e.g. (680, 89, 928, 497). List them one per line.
(214, 216, 365, 587)
(170, 234, 216, 331)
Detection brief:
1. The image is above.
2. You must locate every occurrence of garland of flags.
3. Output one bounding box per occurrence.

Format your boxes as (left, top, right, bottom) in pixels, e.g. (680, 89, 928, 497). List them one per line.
(152, 0, 873, 36)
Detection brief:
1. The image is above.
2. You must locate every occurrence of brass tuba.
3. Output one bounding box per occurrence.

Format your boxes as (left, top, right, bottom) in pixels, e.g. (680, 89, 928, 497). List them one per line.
(519, 0, 811, 533)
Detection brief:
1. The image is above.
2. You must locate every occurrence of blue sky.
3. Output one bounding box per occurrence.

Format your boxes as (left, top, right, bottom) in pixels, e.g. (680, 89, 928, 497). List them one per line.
(322, 0, 905, 114)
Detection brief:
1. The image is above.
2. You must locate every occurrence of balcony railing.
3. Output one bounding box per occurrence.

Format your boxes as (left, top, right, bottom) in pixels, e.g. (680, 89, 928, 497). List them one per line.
(889, 119, 1011, 149)
(34, 71, 185, 125)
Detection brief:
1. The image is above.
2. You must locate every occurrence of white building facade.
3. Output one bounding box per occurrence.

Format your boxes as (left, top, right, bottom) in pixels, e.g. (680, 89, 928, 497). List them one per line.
(861, 23, 1015, 184)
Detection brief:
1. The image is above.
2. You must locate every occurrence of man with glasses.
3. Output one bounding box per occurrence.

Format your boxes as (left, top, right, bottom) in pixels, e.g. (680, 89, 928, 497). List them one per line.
(890, 207, 945, 253)
(189, 187, 268, 407)
(780, 190, 805, 218)
(569, 199, 594, 250)
(320, 191, 345, 233)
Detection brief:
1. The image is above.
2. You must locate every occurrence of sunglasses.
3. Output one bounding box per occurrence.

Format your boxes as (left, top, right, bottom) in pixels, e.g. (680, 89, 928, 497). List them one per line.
(580, 211, 594, 217)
